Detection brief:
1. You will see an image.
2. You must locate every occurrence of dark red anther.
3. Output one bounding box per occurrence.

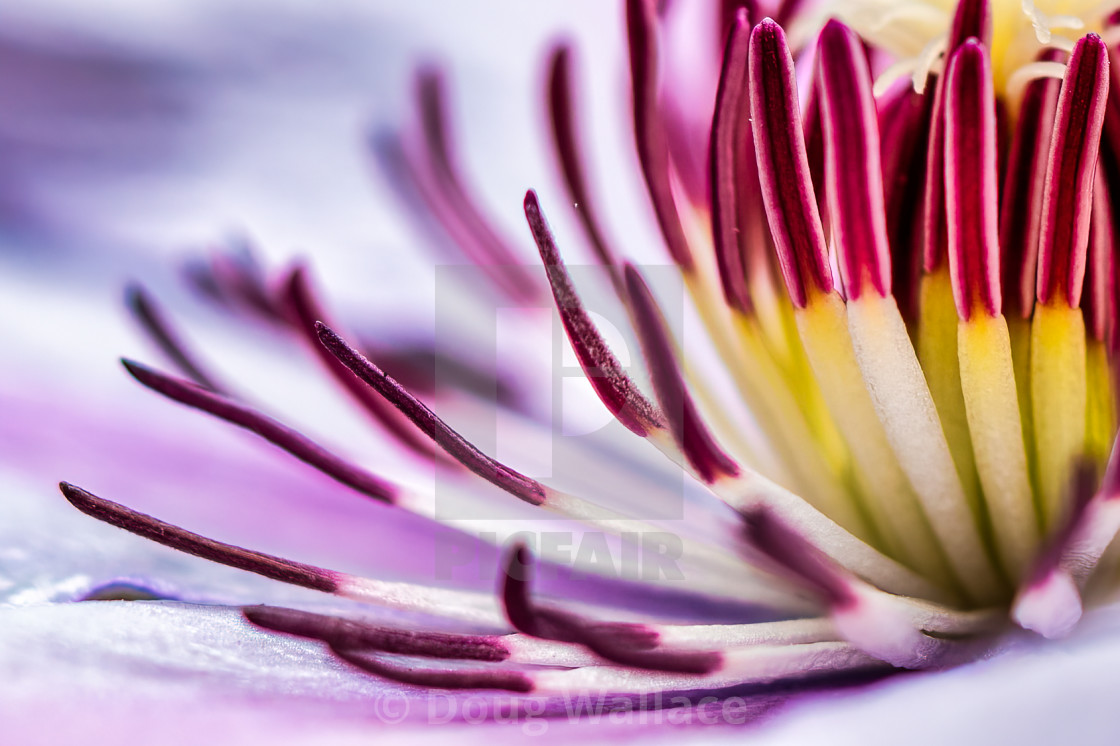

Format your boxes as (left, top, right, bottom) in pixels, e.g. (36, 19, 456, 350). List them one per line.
(122, 359, 397, 504)
(316, 323, 547, 506)
(59, 483, 340, 593)
(816, 20, 891, 299)
(627, 0, 695, 269)
(710, 9, 754, 312)
(334, 647, 533, 692)
(944, 39, 1001, 320)
(624, 265, 740, 483)
(741, 506, 856, 609)
(1036, 34, 1110, 308)
(524, 191, 665, 437)
(922, 0, 992, 274)
(750, 18, 833, 308)
(999, 54, 1062, 319)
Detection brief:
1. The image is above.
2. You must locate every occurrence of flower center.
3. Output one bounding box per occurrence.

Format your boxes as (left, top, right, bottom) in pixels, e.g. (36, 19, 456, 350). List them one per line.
(809, 0, 1115, 100)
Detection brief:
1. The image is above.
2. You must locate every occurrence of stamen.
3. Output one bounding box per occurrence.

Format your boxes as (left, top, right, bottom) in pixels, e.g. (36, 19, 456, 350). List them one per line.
(546, 45, 624, 288)
(944, 39, 1001, 320)
(715, 470, 951, 602)
(815, 20, 891, 299)
(122, 359, 397, 504)
(528, 641, 888, 696)
(282, 266, 448, 462)
(879, 86, 933, 321)
(741, 507, 855, 608)
(945, 40, 1038, 582)
(1042, 437, 1120, 587)
(125, 284, 225, 393)
(415, 70, 541, 304)
(624, 265, 740, 483)
(710, 8, 754, 313)
(523, 191, 666, 437)
(742, 508, 949, 669)
(1036, 33, 1110, 308)
(749, 18, 833, 308)
(922, 0, 991, 275)
(1012, 462, 1098, 638)
(1000, 57, 1062, 320)
(313, 326, 766, 603)
(60, 482, 505, 624)
(315, 323, 546, 506)
(185, 246, 285, 322)
(244, 606, 509, 661)
(626, 0, 694, 270)
(1085, 171, 1117, 466)
(502, 547, 724, 674)
(1085, 169, 1116, 343)
(1032, 33, 1109, 528)
(947, 0, 991, 50)
(59, 482, 339, 593)
(333, 647, 534, 692)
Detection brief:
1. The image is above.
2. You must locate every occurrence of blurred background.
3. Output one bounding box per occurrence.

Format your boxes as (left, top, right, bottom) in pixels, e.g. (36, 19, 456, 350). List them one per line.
(0, 0, 706, 604)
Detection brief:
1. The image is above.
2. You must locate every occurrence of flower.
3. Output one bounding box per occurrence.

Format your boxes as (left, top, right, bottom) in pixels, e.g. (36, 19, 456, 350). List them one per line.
(11, 0, 1120, 738)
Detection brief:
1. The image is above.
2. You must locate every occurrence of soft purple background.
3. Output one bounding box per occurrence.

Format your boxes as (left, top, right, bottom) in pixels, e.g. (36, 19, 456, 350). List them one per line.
(3, 1, 1120, 743)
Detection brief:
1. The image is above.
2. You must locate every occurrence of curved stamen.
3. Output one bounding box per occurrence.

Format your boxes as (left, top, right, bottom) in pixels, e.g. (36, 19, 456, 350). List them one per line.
(126, 284, 226, 393)
(523, 191, 666, 437)
(414, 70, 541, 304)
(283, 266, 448, 462)
(503, 547, 724, 674)
(59, 482, 504, 624)
(743, 508, 957, 669)
(333, 647, 534, 692)
(60, 482, 338, 593)
(626, 0, 694, 270)
(315, 323, 547, 506)
(624, 265, 740, 483)
(122, 359, 397, 504)
(244, 605, 510, 661)
(547, 45, 623, 290)
(710, 8, 754, 313)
